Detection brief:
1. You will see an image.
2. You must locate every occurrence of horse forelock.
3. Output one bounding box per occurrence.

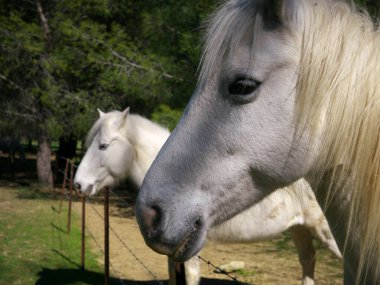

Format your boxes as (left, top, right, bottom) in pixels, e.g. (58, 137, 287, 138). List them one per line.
(199, 0, 273, 85)
(85, 117, 103, 148)
(85, 111, 122, 148)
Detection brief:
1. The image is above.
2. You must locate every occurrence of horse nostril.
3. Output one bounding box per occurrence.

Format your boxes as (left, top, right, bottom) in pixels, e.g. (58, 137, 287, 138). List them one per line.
(140, 205, 162, 236)
(74, 183, 81, 191)
(194, 218, 202, 230)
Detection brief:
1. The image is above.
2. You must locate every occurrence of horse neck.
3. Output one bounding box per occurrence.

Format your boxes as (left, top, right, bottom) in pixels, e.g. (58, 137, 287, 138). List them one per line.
(124, 115, 170, 187)
(298, 3, 380, 282)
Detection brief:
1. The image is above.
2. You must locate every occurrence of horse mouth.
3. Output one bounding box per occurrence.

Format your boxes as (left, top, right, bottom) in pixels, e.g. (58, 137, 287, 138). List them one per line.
(170, 221, 206, 262)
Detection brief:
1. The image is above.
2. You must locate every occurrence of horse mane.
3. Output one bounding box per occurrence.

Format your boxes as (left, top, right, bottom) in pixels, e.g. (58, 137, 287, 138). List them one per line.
(200, 0, 380, 282)
(296, 2, 380, 281)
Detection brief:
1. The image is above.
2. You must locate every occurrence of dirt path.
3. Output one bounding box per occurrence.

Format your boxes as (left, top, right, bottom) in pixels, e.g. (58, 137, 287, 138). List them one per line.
(72, 192, 342, 285)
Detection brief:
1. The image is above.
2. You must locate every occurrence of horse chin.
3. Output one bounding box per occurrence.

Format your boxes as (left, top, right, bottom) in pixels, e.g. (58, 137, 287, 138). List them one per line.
(170, 226, 207, 262)
(94, 176, 117, 196)
(89, 186, 99, 197)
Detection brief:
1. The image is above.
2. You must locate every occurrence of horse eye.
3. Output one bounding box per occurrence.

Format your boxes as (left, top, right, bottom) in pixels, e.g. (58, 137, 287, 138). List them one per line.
(228, 78, 260, 95)
(99, 144, 109, 151)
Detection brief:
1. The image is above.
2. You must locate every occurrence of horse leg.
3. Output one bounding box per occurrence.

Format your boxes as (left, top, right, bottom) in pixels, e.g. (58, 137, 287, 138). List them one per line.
(289, 225, 316, 285)
(168, 256, 201, 285)
(184, 256, 201, 285)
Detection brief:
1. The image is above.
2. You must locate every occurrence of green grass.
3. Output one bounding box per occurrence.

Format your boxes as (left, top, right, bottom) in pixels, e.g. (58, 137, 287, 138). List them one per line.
(234, 269, 256, 277)
(0, 183, 104, 285)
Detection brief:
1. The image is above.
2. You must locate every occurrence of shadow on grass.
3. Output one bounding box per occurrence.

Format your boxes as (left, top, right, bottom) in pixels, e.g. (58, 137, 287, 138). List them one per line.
(16, 186, 54, 200)
(35, 267, 164, 285)
(39, 249, 245, 285)
(35, 267, 245, 285)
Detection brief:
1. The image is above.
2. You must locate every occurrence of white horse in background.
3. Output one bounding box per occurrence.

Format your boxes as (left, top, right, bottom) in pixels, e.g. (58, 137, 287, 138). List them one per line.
(74, 108, 341, 285)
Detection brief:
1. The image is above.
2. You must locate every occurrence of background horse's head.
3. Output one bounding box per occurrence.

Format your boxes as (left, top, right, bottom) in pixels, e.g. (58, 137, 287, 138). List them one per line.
(74, 108, 136, 196)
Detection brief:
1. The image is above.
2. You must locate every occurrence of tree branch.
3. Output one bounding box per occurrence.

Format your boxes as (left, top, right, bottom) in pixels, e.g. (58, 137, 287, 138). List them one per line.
(36, 0, 52, 52)
(0, 73, 23, 91)
(83, 33, 183, 81)
(109, 47, 182, 81)
(4, 110, 39, 120)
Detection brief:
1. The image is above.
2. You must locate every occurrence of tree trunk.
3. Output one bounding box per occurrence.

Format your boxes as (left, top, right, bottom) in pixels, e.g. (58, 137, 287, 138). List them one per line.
(36, 133, 53, 187)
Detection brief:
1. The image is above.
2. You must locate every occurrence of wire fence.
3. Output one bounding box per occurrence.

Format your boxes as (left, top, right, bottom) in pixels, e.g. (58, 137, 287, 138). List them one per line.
(53, 155, 248, 285)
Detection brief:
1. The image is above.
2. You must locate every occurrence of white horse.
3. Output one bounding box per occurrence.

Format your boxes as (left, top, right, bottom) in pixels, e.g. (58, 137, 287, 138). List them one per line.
(135, 1, 380, 284)
(74, 109, 341, 285)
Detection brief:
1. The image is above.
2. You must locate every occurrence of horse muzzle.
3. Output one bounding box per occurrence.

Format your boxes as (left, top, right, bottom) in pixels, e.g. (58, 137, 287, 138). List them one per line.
(73, 178, 97, 196)
(136, 198, 208, 262)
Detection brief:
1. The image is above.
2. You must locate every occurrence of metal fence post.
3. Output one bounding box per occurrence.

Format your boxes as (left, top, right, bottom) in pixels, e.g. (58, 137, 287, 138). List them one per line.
(104, 187, 110, 285)
(175, 262, 187, 285)
(81, 196, 86, 271)
(59, 158, 70, 212)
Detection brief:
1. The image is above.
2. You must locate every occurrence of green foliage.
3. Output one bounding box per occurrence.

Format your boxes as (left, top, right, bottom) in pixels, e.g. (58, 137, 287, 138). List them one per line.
(0, 0, 212, 141)
(151, 104, 183, 131)
(0, 0, 377, 142)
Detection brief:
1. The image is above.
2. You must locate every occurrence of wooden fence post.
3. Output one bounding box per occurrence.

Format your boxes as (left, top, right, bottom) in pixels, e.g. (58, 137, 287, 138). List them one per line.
(67, 160, 74, 234)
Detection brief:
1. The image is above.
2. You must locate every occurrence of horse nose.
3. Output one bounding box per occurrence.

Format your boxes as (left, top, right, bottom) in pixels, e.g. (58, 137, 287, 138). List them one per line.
(74, 182, 81, 191)
(136, 203, 179, 255)
(137, 199, 207, 260)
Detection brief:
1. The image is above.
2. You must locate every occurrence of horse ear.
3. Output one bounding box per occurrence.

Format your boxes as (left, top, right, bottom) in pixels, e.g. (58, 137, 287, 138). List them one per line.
(97, 108, 105, 118)
(118, 107, 130, 129)
(122, 107, 130, 116)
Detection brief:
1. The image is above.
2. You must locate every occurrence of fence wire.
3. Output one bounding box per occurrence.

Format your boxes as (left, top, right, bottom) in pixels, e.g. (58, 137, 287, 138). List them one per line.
(86, 197, 165, 285)
(56, 155, 250, 285)
(108, 188, 246, 284)
(77, 206, 127, 285)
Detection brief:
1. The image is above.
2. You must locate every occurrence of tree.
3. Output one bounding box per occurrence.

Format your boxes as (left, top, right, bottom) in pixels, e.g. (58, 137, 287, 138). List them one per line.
(0, 0, 377, 185)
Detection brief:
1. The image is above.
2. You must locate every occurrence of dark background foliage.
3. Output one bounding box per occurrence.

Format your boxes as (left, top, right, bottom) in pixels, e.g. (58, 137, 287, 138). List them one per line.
(0, 0, 378, 184)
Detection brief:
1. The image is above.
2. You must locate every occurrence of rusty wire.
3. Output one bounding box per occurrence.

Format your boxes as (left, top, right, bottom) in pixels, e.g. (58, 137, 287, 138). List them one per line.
(57, 155, 250, 285)
(87, 197, 165, 285)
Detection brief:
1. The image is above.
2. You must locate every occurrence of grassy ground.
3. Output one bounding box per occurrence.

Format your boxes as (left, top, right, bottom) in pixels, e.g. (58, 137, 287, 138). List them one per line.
(0, 181, 104, 285)
(0, 177, 343, 284)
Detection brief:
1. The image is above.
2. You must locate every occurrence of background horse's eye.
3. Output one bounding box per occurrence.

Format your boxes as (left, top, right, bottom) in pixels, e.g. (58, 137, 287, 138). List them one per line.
(99, 144, 109, 151)
(229, 78, 260, 95)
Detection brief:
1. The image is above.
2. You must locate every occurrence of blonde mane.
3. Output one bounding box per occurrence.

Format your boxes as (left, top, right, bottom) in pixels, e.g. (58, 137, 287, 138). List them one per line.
(200, 0, 380, 282)
(296, 1, 380, 281)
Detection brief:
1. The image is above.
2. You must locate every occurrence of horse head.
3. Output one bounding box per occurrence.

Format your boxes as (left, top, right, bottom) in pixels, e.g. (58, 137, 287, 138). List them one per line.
(74, 108, 136, 196)
(136, 0, 319, 261)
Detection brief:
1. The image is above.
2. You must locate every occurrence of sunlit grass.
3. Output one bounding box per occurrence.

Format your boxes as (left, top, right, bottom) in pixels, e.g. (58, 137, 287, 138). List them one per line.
(0, 184, 102, 285)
